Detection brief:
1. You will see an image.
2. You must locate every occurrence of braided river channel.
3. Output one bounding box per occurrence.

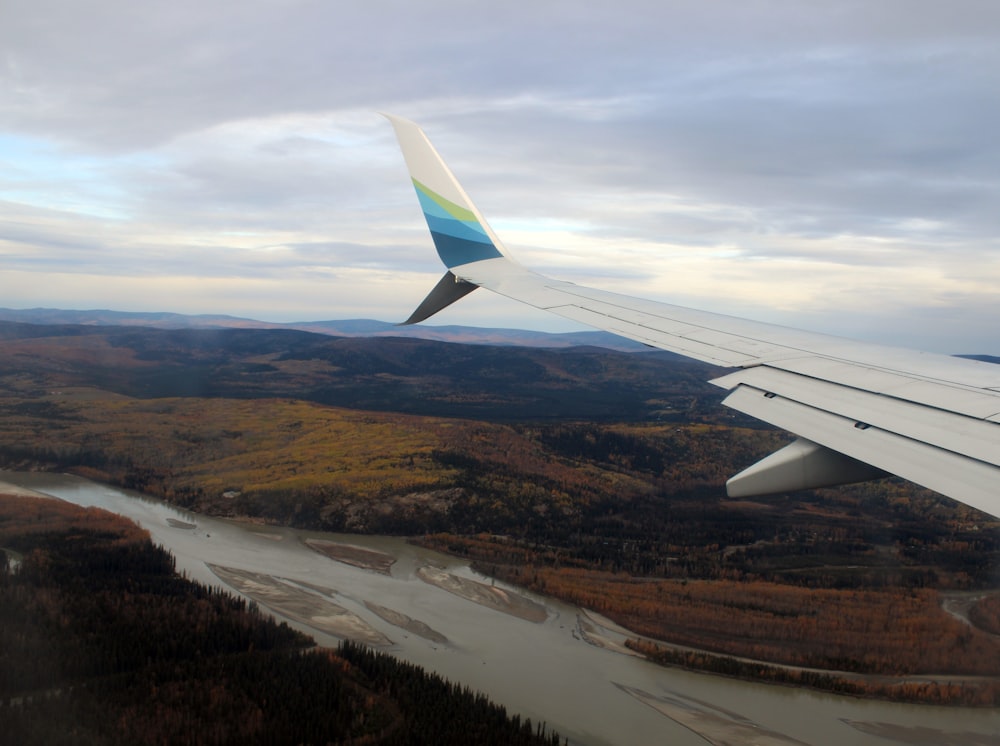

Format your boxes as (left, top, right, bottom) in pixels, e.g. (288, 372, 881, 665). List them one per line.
(5, 472, 998, 746)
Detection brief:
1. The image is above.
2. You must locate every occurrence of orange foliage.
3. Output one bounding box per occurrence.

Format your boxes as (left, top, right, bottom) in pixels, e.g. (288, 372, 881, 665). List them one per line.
(503, 566, 1000, 677)
(969, 594, 1000, 635)
(0, 492, 149, 547)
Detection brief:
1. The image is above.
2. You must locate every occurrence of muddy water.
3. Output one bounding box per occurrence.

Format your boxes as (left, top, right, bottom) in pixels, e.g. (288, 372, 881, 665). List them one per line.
(5, 472, 999, 746)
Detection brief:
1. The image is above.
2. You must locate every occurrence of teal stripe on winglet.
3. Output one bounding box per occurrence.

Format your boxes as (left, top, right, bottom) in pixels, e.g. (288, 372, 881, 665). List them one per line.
(429, 230, 502, 268)
(415, 187, 456, 222)
(411, 179, 501, 267)
(425, 213, 491, 243)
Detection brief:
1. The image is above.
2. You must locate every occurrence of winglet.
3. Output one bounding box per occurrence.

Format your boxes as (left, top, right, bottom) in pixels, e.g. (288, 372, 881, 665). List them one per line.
(384, 114, 507, 271)
(398, 270, 478, 326)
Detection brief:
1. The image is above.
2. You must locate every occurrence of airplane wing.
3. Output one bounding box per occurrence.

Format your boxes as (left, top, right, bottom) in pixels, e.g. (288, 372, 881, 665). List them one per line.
(384, 114, 1000, 520)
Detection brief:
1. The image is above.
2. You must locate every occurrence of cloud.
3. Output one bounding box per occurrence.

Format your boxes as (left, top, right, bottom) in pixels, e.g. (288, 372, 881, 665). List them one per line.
(1, 0, 999, 353)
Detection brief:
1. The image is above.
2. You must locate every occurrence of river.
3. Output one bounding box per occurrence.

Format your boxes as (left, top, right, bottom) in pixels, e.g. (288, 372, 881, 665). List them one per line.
(4, 471, 998, 746)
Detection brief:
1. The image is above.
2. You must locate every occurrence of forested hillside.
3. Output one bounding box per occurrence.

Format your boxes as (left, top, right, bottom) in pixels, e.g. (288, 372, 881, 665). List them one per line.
(0, 320, 717, 420)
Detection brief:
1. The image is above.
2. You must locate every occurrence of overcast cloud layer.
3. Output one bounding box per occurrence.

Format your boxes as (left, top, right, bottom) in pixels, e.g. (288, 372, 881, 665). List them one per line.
(2, 0, 999, 353)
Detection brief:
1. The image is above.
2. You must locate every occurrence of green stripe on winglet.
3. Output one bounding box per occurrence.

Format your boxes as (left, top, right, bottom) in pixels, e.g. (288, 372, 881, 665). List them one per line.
(413, 179, 477, 222)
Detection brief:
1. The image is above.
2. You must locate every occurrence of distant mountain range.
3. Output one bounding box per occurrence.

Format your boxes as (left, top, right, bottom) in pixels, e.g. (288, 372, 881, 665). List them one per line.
(0, 307, 647, 351)
(3, 307, 995, 363)
(0, 315, 716, 422)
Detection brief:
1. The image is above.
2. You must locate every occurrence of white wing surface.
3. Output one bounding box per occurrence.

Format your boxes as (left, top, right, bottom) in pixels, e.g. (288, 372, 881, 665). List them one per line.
(384, 114, 1000, 519)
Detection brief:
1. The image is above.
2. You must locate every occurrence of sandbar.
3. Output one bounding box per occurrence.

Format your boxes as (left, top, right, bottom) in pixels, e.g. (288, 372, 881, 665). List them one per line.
(364, 601, 448, 644)
(208, 563, 391, 645)
(575, 612, 642, 657)
(0, 480, 54, 499)
(416, 566, 547, 623)
(842, 719, 1000, 746)
(250, 531, 284, 541)
(303, 538, 396, 574)
(616, 684, 810, 746)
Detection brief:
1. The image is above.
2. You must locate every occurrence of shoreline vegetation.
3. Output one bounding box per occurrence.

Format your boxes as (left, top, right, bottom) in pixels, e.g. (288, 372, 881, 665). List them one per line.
(7, 475, 998, 710)
(5, 471, 1000, 708)
(306, 523, 1000, 708)
(419, 534, 1000, 707)
(285, 526, 1000, 705)
(0, 491, 564, 745)
(4, 491, 994, 746)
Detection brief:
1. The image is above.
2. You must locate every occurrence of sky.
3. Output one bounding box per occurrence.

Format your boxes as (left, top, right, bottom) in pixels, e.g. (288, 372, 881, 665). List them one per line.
(2, 0, 999, 354)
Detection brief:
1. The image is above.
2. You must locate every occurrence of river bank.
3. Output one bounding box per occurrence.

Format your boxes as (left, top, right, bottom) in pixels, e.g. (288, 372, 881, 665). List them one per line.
(4, 472, 1000, 746)
(3, 472, 998, 703)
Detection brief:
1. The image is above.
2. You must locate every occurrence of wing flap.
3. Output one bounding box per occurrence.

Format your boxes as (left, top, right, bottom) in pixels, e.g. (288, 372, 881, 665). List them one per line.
(722, 384, 1000, 517)
(767, 357, 1000, 418)
(712, 367, 1000, 468)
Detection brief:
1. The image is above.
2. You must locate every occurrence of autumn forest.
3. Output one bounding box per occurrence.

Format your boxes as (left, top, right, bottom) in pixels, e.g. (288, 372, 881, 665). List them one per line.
(1, 318, 998, 709)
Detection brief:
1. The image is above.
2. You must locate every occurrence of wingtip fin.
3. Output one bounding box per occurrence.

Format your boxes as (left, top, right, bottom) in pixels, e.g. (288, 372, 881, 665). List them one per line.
(385, 114, 507, 271)
(399, 271, 478, 326)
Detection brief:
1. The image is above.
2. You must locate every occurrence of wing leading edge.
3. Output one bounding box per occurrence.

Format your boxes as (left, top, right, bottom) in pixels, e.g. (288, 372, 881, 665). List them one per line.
(384, 114, 1000, 520)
